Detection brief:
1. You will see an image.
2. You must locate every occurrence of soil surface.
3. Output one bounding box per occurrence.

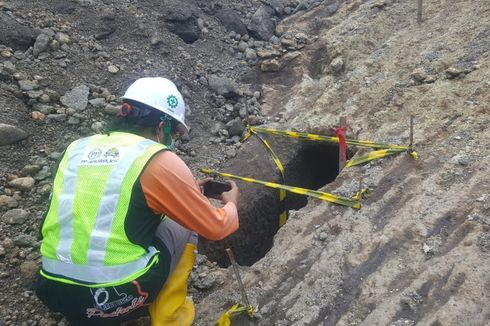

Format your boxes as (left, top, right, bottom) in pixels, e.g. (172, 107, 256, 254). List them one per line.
(0, 0, 489, 325)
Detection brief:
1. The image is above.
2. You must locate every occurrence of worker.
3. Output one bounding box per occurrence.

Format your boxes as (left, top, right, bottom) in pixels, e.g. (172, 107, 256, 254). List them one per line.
(35, 77, 240, 325)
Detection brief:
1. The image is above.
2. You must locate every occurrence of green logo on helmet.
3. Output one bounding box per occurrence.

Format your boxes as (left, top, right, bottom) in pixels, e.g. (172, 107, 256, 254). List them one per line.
(167, 95, 178, 109)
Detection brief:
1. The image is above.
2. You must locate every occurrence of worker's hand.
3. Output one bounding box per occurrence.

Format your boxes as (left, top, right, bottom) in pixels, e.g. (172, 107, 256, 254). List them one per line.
(197, 178, 213, 192)
(220, 180, 240, 206)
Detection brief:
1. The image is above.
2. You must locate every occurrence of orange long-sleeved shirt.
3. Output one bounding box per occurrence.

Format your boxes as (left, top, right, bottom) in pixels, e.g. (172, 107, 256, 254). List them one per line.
(140, 150, 238, 240)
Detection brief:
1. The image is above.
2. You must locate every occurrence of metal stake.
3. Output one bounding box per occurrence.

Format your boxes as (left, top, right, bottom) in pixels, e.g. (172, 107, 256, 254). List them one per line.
(226, 248, 251, 310)
(338, 116, 347, 173)
(409, 115, 414, 150)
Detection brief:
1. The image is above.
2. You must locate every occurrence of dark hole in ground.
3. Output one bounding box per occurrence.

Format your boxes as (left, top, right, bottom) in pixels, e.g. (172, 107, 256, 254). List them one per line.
(199, 138, 349, 267)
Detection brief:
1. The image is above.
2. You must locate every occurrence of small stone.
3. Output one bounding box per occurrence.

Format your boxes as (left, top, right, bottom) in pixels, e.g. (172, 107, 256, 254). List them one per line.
(20, 164, 42, 176)
(49, 152, 63, 160)
(38, 94, 51, 103)
(248, 115, 261, 125)
(283, 51, 301, 62)
(104, 104, 119, 115)
(256, 48, 281, 58)
(207, 75, 241, 98)
(49, 39, 60, 51)
(410, 67, 428, 82)
(27, 90, 43, 99)
(226, 117, 245, 137)
(34, 166, 51, 181)
(238, 41, 248, 52)
(9, 177, 35, 191)
(60, 85, 90, 111)
(0, 246, 4, 257)
(33, 33, 51, 58)
(108, 65, 119, 74)
(225, 148, 237, 158)
(253, 91, 261, 99)
(239, 106, 248, 118)
(89, 98, 106, 109)
(261, 58, 281, 72)
(38, 184, 52, 195)
(13, 234, 37, 247)
(91, 121, 104, 133)
(47, 114, 67, 122)
(2, 209, 30, 225)
(55, 32, 71, 44)
(245, 48, 257, 59)
(20, 261, 39, 281)
(422, 243, 433, 255)
(0, 49, 13, 58)
(446, 67, 465, 79)
(318, 232, 328, 241)
(3, 61, 16, 74)
(194, 274, 216, 290)
(67, 116, 80, 125)
(32, 104, 55, 114)
(0, 195, 18, 208)
(210, 122, 225, 136)
(330, 56, 344, 73)
(18, 80, 39, 91)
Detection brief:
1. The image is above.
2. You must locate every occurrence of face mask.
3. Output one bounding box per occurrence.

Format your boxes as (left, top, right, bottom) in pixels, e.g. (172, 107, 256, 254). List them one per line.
(167, 139, 176, 151)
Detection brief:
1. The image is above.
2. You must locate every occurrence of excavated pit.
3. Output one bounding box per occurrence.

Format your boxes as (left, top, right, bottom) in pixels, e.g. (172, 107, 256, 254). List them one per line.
(199, 135, 345, 267)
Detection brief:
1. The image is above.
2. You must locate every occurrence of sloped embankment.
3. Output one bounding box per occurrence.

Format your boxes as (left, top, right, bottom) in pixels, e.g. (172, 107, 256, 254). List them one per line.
(196, 0, 490, 325)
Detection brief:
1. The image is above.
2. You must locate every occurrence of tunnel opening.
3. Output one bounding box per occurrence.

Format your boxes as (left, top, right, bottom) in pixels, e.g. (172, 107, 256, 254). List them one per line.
(199, 137, 352, 267)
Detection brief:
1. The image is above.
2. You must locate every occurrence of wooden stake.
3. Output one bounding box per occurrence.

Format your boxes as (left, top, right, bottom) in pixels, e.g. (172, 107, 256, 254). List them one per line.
(417, 0, 423, 24)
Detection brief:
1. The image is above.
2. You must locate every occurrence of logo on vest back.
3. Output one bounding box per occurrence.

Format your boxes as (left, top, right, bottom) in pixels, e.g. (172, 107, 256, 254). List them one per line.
(80, 146, 123, 165)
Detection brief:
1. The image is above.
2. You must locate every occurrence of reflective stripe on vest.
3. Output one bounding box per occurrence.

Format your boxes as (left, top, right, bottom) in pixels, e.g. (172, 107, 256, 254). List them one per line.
(41, 132, 165, 285)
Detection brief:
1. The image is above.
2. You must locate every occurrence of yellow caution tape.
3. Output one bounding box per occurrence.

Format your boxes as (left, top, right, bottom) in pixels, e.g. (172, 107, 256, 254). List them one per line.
(344, 148, 403, 168)
(248, 126, 419, 168)
(215, 304, 248, 326)
(249, 126, 409, 150)
(243, 127, 288, 227)
(352, 188, 370, 201)
(201, 168, 361, 209)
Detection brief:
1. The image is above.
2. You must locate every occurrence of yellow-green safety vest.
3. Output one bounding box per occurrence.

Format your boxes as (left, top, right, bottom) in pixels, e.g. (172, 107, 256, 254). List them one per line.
(40, 132, 165, 287)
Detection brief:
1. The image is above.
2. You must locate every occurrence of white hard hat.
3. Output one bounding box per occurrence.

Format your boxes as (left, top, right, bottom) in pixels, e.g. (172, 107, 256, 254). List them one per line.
(122, 77, 189, 132)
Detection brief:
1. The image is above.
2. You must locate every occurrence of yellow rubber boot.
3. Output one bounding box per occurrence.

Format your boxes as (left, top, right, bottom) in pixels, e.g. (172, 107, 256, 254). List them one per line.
(149, 243, 196, 326)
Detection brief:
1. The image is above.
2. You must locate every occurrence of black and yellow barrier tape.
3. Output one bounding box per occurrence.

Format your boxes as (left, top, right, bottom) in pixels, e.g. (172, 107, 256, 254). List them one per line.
(242, 127, 288, 226)
(216, 303, 257, 326)
(245, 126, 419, 166)
(201, 168, 361, 209)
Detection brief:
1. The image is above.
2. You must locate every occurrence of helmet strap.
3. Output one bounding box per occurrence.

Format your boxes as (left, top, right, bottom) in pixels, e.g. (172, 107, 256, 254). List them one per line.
(160, 115, 173, 147)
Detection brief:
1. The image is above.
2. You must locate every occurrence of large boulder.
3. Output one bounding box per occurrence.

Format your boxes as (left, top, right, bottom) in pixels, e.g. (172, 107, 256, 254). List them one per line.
(215, 9, 248, 36)
(247, 6, 276, 41)
(0, 124, 28, 146)
(207, 75, 241, 98)
(0, 12, 36, 51)
(164, 7, 201, 44)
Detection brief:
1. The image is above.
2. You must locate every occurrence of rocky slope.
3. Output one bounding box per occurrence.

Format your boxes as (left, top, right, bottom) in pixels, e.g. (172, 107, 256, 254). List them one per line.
(194, 0, 490, 325)
(0, 0, 489, 325)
